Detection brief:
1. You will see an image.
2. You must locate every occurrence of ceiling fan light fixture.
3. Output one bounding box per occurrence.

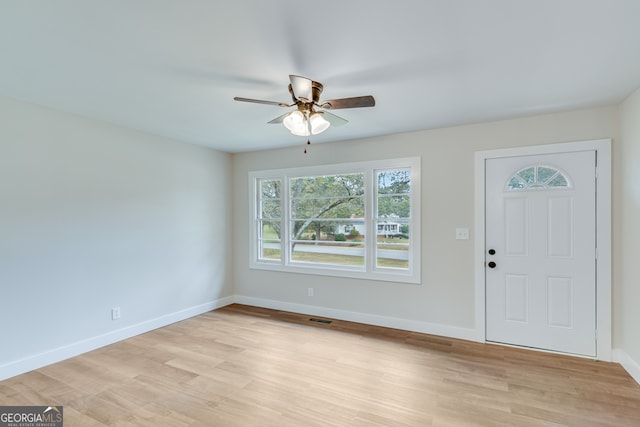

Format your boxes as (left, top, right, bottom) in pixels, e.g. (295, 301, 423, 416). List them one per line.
(235, 75, 374, 137)
(283, 110, 310, 136)
(309, 111, 330, 135)
(290, 126, 310, 137)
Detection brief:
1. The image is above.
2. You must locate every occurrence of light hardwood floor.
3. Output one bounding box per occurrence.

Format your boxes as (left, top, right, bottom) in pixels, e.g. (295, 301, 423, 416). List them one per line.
(1, 304, 640, 426)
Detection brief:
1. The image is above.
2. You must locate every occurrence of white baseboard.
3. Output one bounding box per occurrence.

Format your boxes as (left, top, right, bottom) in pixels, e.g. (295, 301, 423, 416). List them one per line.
(233, 295, 481, 342)
(0, 296, 235, 381)
(612, 349, 640, 385)
(5, 294, 636, 387)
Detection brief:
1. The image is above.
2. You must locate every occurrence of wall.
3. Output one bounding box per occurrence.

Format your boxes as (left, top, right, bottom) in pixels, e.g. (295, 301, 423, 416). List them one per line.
(616, 87, 640, 381)
(1, 96, 632, 381)
(232, 106, 618, 339)
(0, 96, 233, 379)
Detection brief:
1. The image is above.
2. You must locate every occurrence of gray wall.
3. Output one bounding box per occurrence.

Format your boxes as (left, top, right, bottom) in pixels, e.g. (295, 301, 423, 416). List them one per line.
(0, 96, 233, 377)
(618, 88, 640, 371)
(3, 93, 638, 381)
(233, 106, 618, 338)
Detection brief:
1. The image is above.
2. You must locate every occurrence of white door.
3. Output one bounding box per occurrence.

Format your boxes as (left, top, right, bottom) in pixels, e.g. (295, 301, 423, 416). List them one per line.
(485, 150, 596, 357)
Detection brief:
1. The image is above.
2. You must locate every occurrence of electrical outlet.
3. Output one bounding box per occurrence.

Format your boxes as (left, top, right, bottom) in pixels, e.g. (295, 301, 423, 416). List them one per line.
(455, 228, 470, 240)
(111, 307, 121, 320)
(308, 287, 314, 297)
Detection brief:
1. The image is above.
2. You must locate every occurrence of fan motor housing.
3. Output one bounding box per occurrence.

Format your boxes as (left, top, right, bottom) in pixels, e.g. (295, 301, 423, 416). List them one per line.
(288, 81, 324, 104)
(310, 81, 323, 103)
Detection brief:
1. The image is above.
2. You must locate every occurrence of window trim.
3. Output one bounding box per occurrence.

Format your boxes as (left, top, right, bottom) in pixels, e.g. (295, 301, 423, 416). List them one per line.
(249, 157, 421, 284)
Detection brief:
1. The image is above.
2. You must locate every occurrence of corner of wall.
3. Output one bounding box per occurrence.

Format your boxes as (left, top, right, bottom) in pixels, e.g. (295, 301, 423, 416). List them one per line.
(613, 349, 640, 385)
(233, 294, 483, 343)
(0, 296, 235, 381)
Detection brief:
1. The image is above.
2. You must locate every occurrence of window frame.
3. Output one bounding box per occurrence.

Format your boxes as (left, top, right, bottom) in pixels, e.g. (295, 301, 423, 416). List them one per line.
(249, 157, 421, 284)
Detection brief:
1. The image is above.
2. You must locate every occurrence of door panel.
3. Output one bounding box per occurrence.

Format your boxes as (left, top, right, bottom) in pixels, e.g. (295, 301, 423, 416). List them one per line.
(505, 274, 528, 322)
(504, 198, 528, 255)
(547, 197, 573, 257)
(485, 151, 596, 357)
(547, 277, 572, 328)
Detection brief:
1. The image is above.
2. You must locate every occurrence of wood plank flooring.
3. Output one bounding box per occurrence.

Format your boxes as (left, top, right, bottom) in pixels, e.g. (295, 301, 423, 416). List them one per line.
(1, 304, 640, 426)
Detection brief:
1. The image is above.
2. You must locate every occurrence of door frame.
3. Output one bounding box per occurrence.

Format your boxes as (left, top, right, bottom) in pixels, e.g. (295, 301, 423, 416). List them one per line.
(474, 139, 611, 361)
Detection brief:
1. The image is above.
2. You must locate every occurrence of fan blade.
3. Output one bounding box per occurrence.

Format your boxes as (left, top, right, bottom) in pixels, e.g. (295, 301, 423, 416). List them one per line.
(322, 111, 348, 127)
(267, 112, 290, 124)
(234, 97, 291, 107)
(289, 75, 313, 102)
(320, 95, 375, 110)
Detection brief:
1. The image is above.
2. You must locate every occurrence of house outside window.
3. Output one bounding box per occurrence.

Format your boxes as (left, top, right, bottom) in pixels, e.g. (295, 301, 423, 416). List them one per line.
(249, 157, 421, 284)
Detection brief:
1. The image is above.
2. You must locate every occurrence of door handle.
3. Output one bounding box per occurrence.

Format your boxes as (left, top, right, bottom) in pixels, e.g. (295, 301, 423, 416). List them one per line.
(488, 261, 497, 269)
(488, 249, 496, 255)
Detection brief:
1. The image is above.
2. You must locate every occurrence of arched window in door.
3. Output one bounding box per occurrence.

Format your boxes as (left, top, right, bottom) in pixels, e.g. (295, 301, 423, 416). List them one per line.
(506, 165, 571, 191)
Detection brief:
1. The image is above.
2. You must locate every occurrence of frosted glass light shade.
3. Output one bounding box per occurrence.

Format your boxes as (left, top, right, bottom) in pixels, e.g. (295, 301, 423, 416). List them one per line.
(309, 112, 330, 135)
(283, 111, 309, 136)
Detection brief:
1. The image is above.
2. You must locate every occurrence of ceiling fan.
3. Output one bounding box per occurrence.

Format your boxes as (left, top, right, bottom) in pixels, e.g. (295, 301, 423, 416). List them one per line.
(234, 75, 375, 136)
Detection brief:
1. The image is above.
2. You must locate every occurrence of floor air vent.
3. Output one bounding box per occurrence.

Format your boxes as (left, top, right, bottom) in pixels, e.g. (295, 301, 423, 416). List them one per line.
(309, 318, 332, 324)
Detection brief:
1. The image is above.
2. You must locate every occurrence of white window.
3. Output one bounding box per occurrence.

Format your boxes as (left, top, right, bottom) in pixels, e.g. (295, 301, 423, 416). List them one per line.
(506, 165, 571, 190)
(249, 157, 421, 284)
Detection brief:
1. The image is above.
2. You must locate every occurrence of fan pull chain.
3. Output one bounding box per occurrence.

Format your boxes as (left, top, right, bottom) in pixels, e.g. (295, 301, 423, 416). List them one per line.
(304, 139, 311, 154)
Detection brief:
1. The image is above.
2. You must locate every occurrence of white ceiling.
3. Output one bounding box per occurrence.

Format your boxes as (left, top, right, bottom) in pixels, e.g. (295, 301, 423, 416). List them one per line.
(1, 1, 639, 153)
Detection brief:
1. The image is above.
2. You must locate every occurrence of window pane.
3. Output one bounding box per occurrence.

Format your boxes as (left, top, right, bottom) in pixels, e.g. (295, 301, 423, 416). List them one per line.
(377, 194, 410, 218)
(258, 220, 281, 261)
(291, 196, 364, 219)
(377, 170, 411, 195)
(537, 166, 557, 183)
(260, 199, 280, 219)
(507, 177, 526, 190)
(259, 179, 281, 218)
(377, 170, 411, 219)
(376, 220, 409, 269)
(517, 167, 536, 184)
(376, 169, 411, 270)
(291, 239, 365, 267)
(260, 179, 281, 199)
(289, 173, 365, 268)
(548, 174, 568, 187)
(291, 174, 365, 199)
(260, 244, 281, 261)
